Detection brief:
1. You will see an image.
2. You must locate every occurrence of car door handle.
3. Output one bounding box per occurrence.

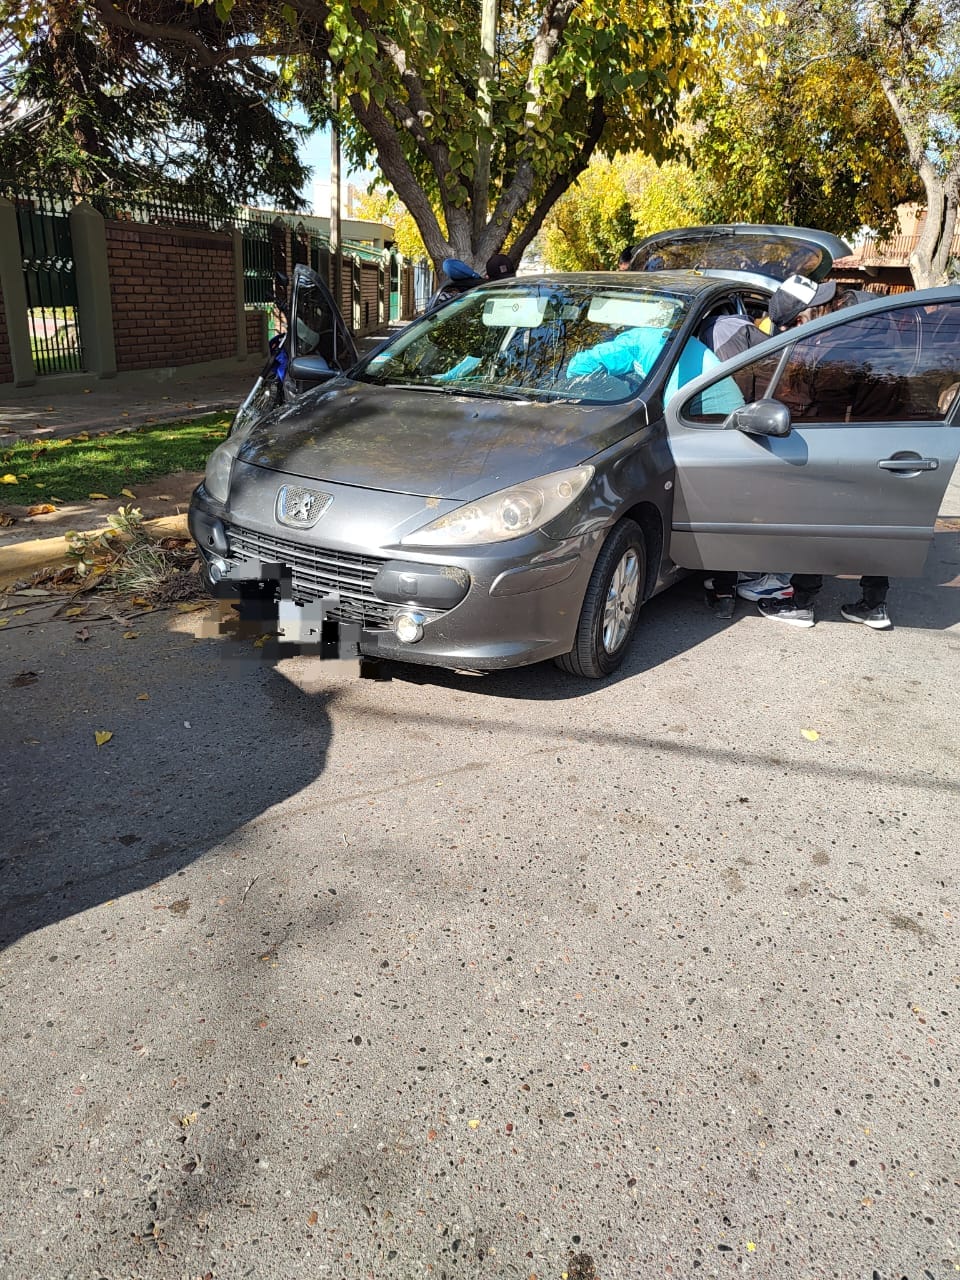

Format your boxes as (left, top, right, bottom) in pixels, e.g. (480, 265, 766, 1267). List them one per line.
(878, 457, 939, 472)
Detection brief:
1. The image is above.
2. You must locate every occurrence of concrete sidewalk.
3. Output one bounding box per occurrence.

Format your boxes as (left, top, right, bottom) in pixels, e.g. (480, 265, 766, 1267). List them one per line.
(0, 323, 400, 445)
(0, 361, 265, 445)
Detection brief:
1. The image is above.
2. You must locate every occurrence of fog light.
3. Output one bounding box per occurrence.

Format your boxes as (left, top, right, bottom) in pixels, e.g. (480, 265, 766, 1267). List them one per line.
(394, 610, 425, 643)
(208, 556, 228, 584)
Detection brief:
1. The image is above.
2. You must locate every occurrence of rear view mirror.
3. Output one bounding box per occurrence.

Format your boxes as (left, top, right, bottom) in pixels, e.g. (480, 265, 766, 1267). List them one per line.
(289, 354, 337, 385)
(727, 398, 791, 437)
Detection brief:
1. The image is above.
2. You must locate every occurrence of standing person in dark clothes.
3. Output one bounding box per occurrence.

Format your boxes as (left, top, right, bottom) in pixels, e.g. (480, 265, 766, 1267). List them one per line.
(754, 285, 893, 629)
(703, 275, 834, 619)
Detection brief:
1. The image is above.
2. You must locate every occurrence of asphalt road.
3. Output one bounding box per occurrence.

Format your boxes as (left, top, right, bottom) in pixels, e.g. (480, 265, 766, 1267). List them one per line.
(1, 503, 958, 1279)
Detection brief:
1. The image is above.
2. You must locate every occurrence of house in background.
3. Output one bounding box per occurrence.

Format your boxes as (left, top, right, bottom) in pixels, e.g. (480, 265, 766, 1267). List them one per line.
(831, 206, 960, 293)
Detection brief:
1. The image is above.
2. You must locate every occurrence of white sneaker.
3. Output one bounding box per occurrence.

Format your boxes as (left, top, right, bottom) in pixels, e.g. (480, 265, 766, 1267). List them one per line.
(737, 573, 794, 601)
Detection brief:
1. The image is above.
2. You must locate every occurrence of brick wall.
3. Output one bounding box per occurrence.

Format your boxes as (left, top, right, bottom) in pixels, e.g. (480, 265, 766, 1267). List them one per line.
(105, 221, 237, 372)
(245, 308, 268, 356)
(0, 287, 12, 384)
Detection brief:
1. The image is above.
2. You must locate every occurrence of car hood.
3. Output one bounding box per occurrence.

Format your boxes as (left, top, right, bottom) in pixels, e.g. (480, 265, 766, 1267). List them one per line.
(235, 378, 648, 500)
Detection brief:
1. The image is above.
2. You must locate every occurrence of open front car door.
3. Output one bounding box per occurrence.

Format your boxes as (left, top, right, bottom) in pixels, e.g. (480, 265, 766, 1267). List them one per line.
(285, 262, 359, 395)
(665, 288, 960, 576)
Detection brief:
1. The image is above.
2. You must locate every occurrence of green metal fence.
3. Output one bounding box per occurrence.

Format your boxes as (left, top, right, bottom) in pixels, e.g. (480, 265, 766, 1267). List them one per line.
(11, 187, 84, 375)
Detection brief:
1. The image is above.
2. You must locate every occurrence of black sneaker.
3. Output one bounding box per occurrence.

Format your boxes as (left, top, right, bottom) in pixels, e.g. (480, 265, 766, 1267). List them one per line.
(711, 594, 735, 620)
(840, 599, 891, 629)
(757, 598, 815, 628)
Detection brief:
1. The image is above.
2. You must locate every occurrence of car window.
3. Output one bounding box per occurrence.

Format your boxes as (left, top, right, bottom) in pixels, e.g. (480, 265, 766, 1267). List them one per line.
(681, 299, 960, 426)
(632, 234, 826, 281)
(353, 283, 690, 404)
(683, 350, 784, 424)
(294, 283, 335, 359)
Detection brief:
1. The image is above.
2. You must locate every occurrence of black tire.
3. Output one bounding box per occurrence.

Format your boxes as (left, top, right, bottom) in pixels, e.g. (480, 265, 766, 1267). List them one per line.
(555, 519, 646, 678)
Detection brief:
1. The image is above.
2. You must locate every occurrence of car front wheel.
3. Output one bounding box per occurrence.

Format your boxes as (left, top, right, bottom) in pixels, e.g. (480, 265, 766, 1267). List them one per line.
(556, 519, 646, 679)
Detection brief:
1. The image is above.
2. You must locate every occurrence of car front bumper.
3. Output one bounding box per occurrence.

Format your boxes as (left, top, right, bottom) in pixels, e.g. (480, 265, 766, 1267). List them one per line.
(188, 485, 604, 671)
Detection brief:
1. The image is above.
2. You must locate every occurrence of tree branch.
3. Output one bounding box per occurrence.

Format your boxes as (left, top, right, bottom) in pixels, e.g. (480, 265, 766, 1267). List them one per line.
(499, 93, 607, 264)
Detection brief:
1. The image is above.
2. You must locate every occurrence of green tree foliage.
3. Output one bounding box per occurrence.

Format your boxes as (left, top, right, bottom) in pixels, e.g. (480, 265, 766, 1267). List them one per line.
(0, 2, 311, 205)
(0, 0, 737, 269)
(690, 0, 959, 284)
(542, 151, 703, 270)
(542, 156, 636, 270)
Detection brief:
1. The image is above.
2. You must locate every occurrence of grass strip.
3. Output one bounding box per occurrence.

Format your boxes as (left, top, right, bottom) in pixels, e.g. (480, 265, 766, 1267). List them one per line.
(0, 414, 230, 504)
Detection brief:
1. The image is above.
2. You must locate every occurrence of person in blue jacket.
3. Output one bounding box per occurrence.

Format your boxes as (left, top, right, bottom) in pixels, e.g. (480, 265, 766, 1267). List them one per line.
(567, 325, 744, 416)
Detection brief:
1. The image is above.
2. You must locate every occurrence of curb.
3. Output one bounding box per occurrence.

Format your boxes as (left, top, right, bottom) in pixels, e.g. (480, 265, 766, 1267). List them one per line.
(0, 514, 190, 590)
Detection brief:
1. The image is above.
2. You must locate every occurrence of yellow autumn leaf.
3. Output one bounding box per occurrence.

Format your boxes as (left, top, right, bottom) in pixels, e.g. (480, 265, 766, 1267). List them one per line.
(179, 1111, 199, 1127)
(136, 692, 150, 700)
(94, 730, 113, 748)
(123, 631, 139, 640)
(13, 608, 26, 616)
(88, 492, 110, 500)
(467, 1118, 480, 1129)
(0, 474, 18, 485)
(746, 1242, 757, 1252)
(0, 618, 8, 628)
(175, 601, 208, 613)
(800, 728, 820, 741)
(63, 606, 85, 617)
(121, 488, 137, 499)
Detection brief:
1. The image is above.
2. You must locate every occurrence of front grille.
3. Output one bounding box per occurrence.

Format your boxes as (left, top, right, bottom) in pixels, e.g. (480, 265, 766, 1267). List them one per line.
(225, 524, 395, 628)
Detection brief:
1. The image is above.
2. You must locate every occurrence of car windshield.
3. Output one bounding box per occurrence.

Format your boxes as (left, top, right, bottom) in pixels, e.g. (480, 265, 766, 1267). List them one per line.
(632, 232, 824, 281)
(352, 283, 690, 404)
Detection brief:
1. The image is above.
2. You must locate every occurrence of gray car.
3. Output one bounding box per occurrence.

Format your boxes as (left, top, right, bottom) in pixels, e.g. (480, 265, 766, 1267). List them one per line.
(189, 226, 960, 678)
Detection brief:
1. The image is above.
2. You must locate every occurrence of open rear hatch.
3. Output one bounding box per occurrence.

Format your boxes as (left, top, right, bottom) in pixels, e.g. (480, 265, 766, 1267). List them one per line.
(630, 224, 851, 283)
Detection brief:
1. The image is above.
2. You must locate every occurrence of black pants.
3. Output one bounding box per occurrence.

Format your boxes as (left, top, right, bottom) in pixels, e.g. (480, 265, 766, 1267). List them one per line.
(708, 572, 889, 605)
(709, 571, 738, 596)
(790, 574, 889, 607)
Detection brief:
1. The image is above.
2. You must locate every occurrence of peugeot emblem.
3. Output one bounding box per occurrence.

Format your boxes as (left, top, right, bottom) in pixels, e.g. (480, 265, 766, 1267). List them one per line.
(276, 484, 332, 528)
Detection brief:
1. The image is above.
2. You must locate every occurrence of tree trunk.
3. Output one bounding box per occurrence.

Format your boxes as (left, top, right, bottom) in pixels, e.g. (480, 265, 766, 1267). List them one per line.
(880, 74, 959, 288)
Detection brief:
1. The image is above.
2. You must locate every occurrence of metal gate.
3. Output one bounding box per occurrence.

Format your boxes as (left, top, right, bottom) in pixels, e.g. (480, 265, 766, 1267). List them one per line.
(16, 190, 84, 374)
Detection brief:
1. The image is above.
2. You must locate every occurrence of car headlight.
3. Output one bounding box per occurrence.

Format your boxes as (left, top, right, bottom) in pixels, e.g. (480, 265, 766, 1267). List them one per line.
(203, 438, 242, 505)
(401, 465, 594, 547)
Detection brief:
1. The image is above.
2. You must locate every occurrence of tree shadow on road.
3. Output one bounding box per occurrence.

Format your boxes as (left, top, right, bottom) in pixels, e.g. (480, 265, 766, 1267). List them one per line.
(0, 635, 335, 950)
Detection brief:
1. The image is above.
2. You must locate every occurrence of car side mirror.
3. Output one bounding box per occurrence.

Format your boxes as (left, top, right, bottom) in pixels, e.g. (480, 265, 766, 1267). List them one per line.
(727, 398, 791, 437)
(289, 354, 337, 385)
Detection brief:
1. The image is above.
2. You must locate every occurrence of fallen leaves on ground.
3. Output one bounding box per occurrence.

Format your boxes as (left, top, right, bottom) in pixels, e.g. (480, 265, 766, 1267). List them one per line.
(88, 492, 110, 500)
(800, 728, 820, 741)
(26, 503, 57, 516)
(0, 511, 14, 526)
(123, 630, 139, 639)
(75, 626, 90, 642)
(94, 730, 113, 747)
(1, 474, 18, 485)
(121, 488, 137, 499)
